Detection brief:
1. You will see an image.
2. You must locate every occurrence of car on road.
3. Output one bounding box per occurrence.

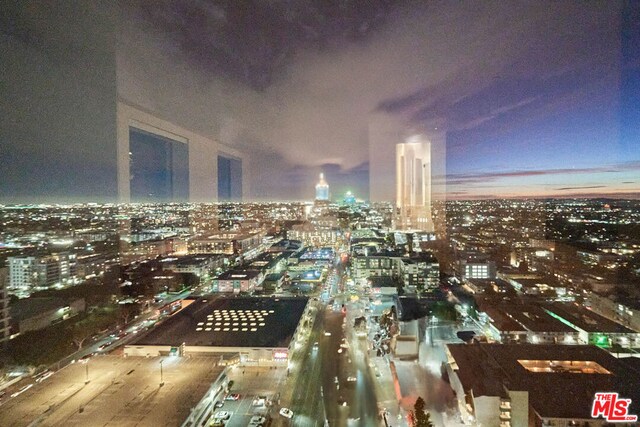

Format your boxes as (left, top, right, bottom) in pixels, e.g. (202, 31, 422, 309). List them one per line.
(34, 370, 53, 383)
(312, 341, 319, 350)
(78, 354, 92, 364)
(279, 408, 294, 419)
(11, 384, 33, 398)
(252, 396, 266, 406)
(214, 401, 224, 408)
(209, 420, 225, 427)
(347, 376, 357, 382)
(225, 393, 240, 401)
(98, 341, 114, 351)
(214, 411, 231, 420)
(248, 415, 267, 426)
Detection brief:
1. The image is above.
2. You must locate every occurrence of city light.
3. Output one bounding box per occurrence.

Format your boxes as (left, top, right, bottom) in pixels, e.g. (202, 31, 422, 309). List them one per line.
(1, 2, 639, 426)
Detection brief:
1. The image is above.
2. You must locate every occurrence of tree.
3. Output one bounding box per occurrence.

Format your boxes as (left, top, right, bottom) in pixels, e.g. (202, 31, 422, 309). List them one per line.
(71, 320, 94, 351)
(410, 396, 434, 427)
(119, 303, 139, 326)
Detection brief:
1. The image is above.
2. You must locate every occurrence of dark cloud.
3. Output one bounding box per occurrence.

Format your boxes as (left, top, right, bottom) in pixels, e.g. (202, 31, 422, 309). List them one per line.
(440, 161, 640, 186)
(554, 186, 606, 191)
(135, 0, 400, 90)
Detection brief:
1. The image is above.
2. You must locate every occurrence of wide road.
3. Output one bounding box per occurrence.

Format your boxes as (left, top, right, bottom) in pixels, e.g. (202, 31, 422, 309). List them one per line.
(284, 304, 326, 427)
(321, 304, 353, 427)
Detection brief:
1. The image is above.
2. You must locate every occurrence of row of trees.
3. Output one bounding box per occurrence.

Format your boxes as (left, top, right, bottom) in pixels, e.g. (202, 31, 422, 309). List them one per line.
(2, 304, 139, 368)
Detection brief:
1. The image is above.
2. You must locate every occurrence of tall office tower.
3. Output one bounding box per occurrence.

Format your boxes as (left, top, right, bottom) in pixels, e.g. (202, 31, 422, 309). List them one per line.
(315, 173, 330, 201)
(395, 136, 434, 232)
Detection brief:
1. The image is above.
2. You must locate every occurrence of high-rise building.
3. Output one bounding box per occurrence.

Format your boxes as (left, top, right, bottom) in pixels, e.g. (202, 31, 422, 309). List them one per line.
(315, 173, 330, 201)
(395, 136, 434, 232)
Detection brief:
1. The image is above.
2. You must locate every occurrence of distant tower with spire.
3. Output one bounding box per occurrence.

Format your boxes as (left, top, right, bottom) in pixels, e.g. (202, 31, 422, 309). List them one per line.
(315, 173, 330, 202)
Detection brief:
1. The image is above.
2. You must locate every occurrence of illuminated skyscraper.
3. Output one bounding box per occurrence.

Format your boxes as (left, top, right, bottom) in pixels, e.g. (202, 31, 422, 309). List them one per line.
(395, 136, 433, 232)
(315, 173, 330, 201)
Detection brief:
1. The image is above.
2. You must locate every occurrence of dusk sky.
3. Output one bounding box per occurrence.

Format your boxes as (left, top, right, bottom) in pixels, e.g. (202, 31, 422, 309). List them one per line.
(1, 1, 639, 202)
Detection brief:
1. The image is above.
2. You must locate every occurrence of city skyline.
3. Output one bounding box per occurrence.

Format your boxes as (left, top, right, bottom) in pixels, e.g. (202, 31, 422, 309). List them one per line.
(1, 2, 640, 426)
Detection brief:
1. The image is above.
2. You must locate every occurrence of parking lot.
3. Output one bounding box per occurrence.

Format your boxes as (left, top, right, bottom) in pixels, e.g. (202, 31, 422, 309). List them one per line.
(0, 355, 224, 427)
(207, 366, 287, 427)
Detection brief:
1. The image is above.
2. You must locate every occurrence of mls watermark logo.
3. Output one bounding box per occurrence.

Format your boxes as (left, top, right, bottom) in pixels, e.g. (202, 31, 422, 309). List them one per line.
(591, 392, 638, 422)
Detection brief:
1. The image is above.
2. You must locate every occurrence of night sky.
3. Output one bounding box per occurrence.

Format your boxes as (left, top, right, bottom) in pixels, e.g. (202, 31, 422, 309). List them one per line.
(1, 1, 639, 201)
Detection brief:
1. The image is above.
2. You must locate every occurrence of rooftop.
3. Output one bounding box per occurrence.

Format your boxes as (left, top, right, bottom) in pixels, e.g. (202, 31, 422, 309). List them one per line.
(216, 269, 262, 280)
(135, 296, 308, 348)
(478, 300, 574, 333)
(544, 303, 636, 334)
(159, 254, 224, 266)
(447, 343, 640, 420)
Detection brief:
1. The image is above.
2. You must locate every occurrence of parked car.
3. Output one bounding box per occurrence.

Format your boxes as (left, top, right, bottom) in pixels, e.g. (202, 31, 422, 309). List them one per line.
(279, 408, 294, 419)
(225, 393, 240, 401)
(214, 411, 231, 420)
(248, 415, 267, 426)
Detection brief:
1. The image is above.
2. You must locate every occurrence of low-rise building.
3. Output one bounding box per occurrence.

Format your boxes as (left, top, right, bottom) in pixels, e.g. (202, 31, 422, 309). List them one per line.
(125, 297, 310, 366)
(446, 343, 640, 427)
(458, 253, 496, 280)
(190, 230, 266, 259)
(212, 269, 264, 293)
(499, 271, 567, 298)
(353, 252, 401, 282)
(8, 252, 77, 296)
(544, 303, 640, 348)
(587, 292, 640, 332)
(287, 222, 341, 246)
(75, 252, 120, 279)
(477, 300, 579, 344)
(159, 254, 227, 277)
(10, 297, 85, 334)
(398, 253, 439, 292)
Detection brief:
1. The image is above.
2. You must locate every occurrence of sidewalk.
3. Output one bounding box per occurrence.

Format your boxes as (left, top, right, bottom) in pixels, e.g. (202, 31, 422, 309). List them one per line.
(370, 355, 408, 427)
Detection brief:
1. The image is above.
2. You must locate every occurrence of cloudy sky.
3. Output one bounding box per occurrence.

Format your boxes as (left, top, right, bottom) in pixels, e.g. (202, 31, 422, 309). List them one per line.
(2, 0, 639, 202)
(131, 0, 639, 200)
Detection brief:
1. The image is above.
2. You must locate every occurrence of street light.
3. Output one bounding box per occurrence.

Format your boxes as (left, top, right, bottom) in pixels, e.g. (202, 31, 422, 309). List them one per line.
(159, 359, 164, 387)
(85, 361, 90, 384)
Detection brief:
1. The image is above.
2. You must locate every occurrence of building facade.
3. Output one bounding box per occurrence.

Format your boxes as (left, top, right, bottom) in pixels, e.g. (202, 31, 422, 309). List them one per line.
(395, 137, 434, 232)
(8, 253, 77, 296)
(315, 173, 330, 201)
(0, 268, 10, 343)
